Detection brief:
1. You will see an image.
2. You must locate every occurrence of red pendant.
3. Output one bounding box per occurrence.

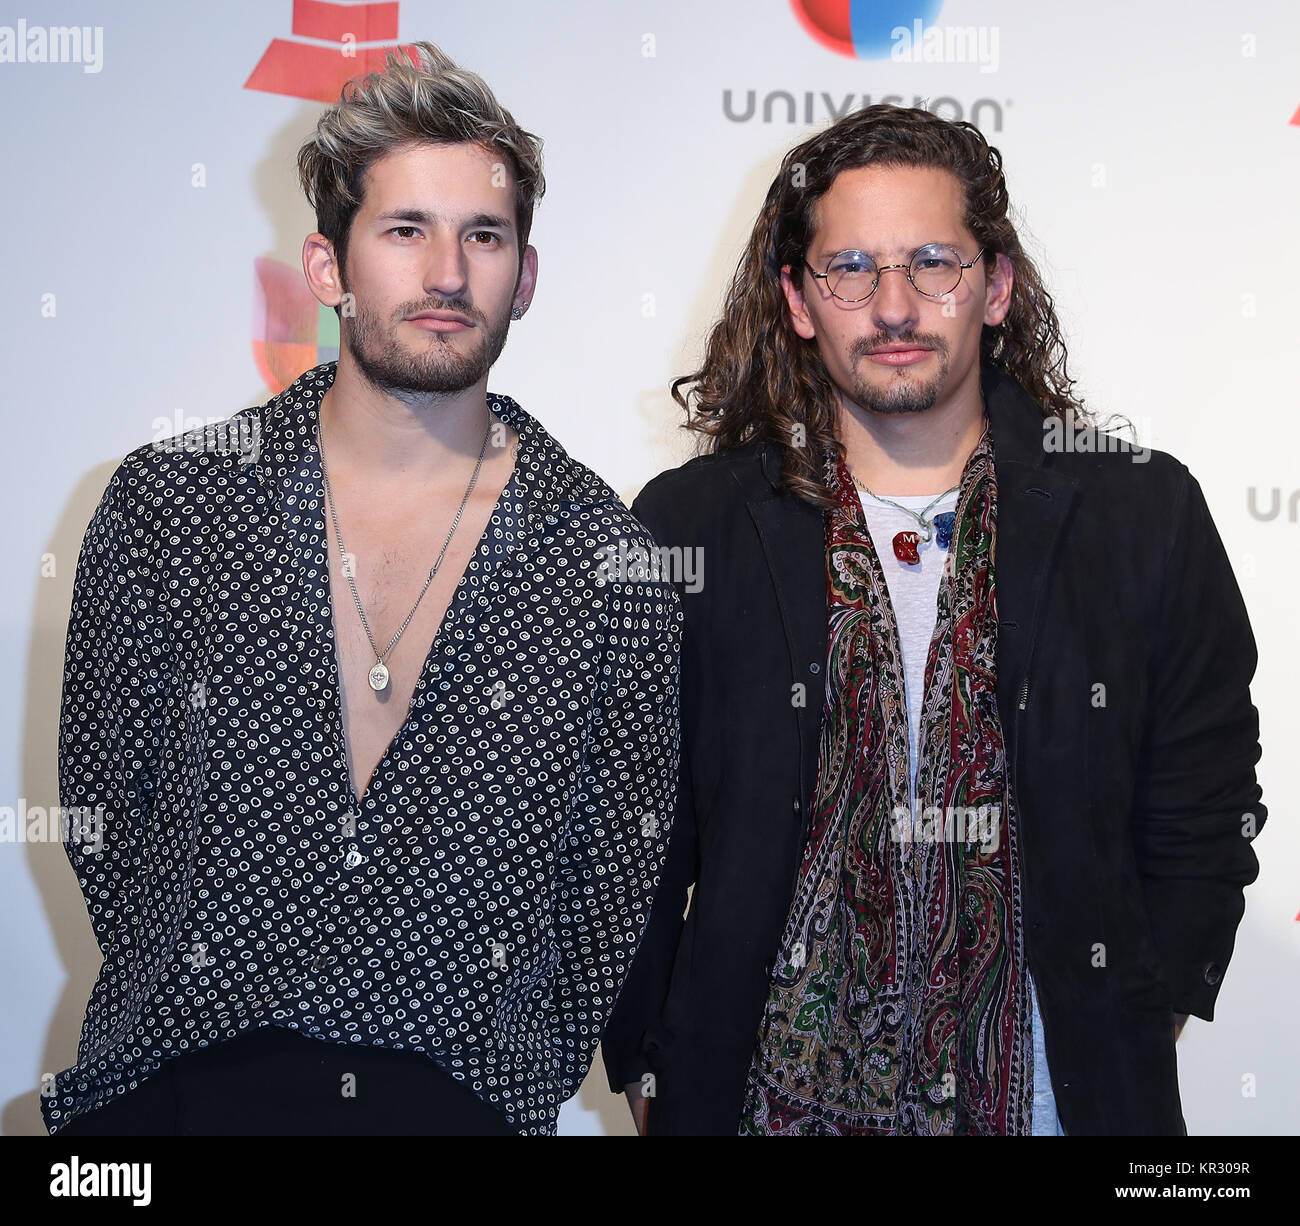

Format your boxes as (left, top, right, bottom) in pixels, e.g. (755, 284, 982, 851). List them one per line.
(892, 530, 922, 565)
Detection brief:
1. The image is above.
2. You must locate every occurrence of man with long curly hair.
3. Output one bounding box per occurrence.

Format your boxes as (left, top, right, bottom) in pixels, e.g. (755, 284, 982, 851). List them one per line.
(603, 104, 1266, 1136)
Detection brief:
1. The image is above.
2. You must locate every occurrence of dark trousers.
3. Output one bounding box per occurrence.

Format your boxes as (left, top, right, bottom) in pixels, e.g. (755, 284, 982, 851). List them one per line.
(57, 1024, 518, 1136)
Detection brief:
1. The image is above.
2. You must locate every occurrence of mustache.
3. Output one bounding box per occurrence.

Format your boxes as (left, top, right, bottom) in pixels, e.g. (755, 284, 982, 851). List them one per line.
(851, 332, 948, 358)
(398, 297, 486, 323)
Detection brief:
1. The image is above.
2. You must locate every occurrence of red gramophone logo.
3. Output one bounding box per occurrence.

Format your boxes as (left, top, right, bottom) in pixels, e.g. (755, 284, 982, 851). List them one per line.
(245, 0, 416, 103)
(246, 2, 419, 392)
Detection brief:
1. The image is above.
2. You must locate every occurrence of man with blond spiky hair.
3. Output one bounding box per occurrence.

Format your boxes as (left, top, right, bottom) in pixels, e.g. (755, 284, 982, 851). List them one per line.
(47, 42, 680, 1137)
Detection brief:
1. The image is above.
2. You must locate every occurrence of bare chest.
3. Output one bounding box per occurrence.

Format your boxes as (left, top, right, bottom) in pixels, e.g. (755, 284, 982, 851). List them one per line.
(324, 492, 497, 800)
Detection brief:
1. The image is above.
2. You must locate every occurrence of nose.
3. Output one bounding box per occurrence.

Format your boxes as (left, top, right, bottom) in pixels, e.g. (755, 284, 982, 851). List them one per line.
(869, 263, 918, 333)
(422, 231, 470, 301)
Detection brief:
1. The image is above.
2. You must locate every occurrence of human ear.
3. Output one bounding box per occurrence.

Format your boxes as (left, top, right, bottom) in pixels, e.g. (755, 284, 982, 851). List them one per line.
(780, 264, 817, 340)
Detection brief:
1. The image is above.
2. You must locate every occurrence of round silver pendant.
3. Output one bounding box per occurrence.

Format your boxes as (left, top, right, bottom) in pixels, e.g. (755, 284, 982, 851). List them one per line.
(368, 661, 390, 691)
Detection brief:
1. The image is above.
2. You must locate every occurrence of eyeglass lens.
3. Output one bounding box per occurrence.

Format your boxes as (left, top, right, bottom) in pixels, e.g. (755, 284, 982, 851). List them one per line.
(827, 244, 968, 300)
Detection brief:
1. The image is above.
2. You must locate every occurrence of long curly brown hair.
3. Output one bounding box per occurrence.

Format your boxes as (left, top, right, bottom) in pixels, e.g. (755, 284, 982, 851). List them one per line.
(673, 104, 1090, 509)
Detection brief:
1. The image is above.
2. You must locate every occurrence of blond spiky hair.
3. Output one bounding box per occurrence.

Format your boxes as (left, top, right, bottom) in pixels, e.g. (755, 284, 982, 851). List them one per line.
(296, 40, 545, 281)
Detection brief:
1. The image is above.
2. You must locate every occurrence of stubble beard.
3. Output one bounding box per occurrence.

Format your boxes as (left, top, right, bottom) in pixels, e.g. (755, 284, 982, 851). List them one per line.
(343, 286, 512, 397)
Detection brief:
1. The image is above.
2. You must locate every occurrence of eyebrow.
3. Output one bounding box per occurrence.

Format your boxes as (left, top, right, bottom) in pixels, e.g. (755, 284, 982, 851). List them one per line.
(374, 208, 514, 231)
(814, 239, 960, 261)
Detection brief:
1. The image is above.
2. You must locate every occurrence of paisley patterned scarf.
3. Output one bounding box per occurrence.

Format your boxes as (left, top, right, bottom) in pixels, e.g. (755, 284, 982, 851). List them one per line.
(739, 420, 1034, 1135)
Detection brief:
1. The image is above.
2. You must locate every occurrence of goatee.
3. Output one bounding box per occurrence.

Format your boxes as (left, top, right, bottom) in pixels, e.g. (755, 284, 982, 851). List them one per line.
(848, 332, 950, 415)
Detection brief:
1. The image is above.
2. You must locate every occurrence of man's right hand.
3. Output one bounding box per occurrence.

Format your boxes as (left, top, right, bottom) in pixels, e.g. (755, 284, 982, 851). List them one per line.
(623, 1082, 649, 1136)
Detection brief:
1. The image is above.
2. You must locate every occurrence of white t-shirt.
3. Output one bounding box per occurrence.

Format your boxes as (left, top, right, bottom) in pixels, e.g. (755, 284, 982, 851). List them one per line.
(856, 487, 960, 816)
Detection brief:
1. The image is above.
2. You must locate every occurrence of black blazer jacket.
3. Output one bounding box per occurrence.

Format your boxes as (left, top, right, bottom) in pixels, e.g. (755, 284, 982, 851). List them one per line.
(602, 364, 1267, 1136)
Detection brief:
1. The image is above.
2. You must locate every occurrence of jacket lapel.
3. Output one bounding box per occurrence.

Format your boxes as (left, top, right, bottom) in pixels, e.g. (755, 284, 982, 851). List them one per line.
(746, 453, 829, 812)
(981, 367, 1078, 746)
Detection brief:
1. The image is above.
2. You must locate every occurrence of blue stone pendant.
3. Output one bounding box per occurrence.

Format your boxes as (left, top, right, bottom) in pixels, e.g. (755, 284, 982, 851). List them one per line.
(933, 511, 956, 551)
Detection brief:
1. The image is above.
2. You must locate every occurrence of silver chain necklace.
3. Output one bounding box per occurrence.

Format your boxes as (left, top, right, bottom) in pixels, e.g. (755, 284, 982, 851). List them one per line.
(848, 470, 958, 543)
(316, 414, 493, 692)
(846, 406, 985, 545)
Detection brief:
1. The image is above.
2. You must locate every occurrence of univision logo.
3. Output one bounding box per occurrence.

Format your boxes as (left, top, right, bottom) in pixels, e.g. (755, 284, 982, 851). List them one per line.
(1246, 488, 1300, 522)
(732, 3, 1006, 127)
(252, 257, 340, 395)
(790, 0, 945, 60)
(723, 90, 1006, 129)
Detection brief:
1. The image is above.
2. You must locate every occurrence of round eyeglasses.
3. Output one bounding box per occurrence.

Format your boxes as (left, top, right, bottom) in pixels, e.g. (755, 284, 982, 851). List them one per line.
(805, 243, 986, 303)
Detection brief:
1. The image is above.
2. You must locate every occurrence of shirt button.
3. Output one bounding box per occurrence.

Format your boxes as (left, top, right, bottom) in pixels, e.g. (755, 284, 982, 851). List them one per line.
(311, 954, 332, 973)
(1203, 961, 1223, 986)
(344, 848, 365, 869)
(809, 662, 821, 674)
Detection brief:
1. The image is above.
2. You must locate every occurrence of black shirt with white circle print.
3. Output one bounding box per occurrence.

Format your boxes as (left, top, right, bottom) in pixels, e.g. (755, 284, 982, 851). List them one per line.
(46, 362, 682, 1136)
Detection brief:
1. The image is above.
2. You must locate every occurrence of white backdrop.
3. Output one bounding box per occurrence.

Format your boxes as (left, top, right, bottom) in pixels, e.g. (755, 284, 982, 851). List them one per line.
(1, 0, 1295, 1136)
